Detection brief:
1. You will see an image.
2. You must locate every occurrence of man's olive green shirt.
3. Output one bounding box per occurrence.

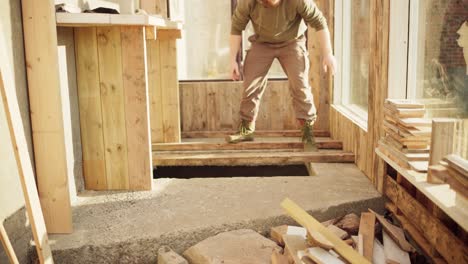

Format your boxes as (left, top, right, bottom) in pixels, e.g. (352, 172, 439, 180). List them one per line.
(231, 0, 327, 43)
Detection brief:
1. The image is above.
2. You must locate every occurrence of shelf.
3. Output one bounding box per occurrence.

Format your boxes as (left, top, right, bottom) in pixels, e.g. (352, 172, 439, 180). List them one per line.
(376, 148, 468, 231)
(56, 13, 183, 29)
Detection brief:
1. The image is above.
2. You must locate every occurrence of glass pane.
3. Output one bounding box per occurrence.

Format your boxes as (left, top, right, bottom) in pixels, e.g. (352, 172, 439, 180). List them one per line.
(413, 0, 468, 118)
(177, 0, 231, 80)
(243, 22, 287, 78)
(342, 0, 370, 112)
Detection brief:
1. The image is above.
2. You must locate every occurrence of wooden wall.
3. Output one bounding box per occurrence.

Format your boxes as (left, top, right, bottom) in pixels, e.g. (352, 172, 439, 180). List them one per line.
(180, 81, 300, 133)
(329, 0, 390, 191)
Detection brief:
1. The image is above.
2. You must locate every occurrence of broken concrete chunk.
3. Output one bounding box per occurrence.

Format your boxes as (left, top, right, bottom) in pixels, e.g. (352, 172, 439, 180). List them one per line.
(158, 246, 188, 264)
(183, 229, 280, 264)
(335, 213, 360, 235)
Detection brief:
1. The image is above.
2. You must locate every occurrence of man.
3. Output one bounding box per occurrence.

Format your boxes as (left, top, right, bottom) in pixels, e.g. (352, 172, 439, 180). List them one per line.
(226, 0, 336, 147)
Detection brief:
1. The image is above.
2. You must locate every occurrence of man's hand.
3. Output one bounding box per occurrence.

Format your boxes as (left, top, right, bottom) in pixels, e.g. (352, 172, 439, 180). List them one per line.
(322, 53, 337, 75)
(231, 60, 241, 81)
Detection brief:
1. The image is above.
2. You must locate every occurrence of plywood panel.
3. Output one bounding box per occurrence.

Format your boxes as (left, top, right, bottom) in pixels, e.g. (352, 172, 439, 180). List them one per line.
(96, 26, 129, 190)
(121, 26, 152, 190)
(21, 0, 72, 233)
(74, 27, 107, 190)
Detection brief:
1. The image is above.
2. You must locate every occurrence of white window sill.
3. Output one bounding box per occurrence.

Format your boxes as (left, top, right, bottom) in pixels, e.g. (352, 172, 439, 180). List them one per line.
(332, 104, 368, 132)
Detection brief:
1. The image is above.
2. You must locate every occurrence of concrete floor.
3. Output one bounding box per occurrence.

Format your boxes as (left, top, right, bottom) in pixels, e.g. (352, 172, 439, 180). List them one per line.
(48, 163, 384, 264)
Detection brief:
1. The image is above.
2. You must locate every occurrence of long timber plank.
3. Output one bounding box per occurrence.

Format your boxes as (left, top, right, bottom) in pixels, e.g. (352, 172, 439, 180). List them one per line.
(153, 150, 355, 166)
(153, 137, 343, 151)
(181, 130, 330, 138)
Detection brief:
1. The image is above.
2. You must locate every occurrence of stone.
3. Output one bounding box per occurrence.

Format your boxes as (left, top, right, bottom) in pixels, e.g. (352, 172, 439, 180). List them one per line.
(183, 229, 280, 264)
(335, 213, 360, 235)
(158, 246, 188, 264)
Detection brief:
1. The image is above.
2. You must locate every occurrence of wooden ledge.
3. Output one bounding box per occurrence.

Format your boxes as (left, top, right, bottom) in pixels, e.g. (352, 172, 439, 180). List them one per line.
(376, 148, 468, 232)
(56, 13, 183, 29)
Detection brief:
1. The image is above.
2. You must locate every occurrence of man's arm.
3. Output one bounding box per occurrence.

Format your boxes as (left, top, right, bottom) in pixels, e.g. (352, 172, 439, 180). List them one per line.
(298, 0, 336, 74)
(230, 35, 242, 80)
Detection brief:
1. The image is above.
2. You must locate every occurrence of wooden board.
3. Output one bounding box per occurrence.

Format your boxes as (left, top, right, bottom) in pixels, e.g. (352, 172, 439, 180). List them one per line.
(385, 203, 447, 264)
(0, 222, 19, 264)
(429, 119, 457, 166)
(305, 247, 345, 264)
(56, 13, 182, 28)
(370, 209, 415, 252)
(152, 137, 342, 151)
(181, 130, 330, 138)
(153, 150, 355, 166)
(372, 239, 385, 264)
(96, 26, 129, 189)
(147, 39, 164, 143)
(383, 231, 411, 264)
(120, 26, 152, 190)
(385, 176, 468, 263)
(358, 212, 375, 261)
(281, 198, 371, 264)
(283, 235, 308, 264)
(140, 0, 168, 17)
(74, 27, 107, 190)
(21, 0, 73, 234)
(0, 65, 53, 262)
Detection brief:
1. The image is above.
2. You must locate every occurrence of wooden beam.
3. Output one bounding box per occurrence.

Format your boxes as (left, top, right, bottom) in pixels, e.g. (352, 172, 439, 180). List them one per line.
(358, 212, 376, 261)
(153, 150, 355, 166)
(0, 66, 53, 263)
(385, 176, 468, 263)
(74, 27, 108, 190)
(121, 26, 153, 190)
(281, 198, 371, 264)
(21, 0, 73, 233)
(181, 130, 330, 138)
(0, 222, 19, 264)
(157, 29, 182, 40)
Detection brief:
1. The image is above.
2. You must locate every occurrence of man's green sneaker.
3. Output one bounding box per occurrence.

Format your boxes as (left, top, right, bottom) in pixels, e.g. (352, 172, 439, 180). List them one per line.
(226, 120, 255, 143)
(302, 119, 318, 151)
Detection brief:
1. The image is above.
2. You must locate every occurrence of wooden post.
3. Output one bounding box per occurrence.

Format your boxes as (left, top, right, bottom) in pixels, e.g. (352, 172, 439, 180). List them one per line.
(21, 0, 73, 233)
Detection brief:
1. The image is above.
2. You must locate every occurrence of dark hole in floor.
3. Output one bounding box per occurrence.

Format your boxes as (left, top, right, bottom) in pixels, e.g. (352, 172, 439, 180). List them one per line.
(153, 165, 309, 179)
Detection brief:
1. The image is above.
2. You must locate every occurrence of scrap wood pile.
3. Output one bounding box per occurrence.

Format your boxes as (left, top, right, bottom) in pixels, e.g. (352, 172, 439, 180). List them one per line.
(428, 154, 468, 199)
(158, 199, 429, 264)
(378, 99, 432, 172)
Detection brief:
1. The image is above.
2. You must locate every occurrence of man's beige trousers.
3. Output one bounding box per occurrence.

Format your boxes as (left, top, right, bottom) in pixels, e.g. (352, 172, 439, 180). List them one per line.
(240, 37, 317, 123)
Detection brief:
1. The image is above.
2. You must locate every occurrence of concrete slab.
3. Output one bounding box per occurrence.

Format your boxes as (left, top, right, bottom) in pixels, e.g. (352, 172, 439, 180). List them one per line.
(48, 163, 384, 264)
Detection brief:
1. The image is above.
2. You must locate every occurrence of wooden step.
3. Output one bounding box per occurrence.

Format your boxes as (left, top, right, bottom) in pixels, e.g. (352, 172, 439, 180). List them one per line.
(152, 137, 343, 151)
(153, 150, 355, 166)
(181, 130, 330, 138)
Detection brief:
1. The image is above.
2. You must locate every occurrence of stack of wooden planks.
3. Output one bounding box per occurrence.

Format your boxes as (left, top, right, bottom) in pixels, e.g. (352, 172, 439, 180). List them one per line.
(275, 199, 418, 264)
(428, 154, 468, 198)
(378, 99, 432, 171)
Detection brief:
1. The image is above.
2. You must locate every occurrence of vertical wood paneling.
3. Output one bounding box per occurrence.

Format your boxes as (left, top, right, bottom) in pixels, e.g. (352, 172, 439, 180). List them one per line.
(121, 26, 152, 190)
(74, 27, 107, 190)
(147, 40, 164, 143)
(97, 27, 129, 190)
(21, 0, 73, 233)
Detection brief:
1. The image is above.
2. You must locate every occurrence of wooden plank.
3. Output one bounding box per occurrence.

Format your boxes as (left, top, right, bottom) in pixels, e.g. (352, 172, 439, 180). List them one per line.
(0, 66, 53, 262)
(152, 138, 342, 151)
(181, 130, 330, 138)
(385, 176, 468, 263)
(383, 231, 411, 264)
(56, 13, 182, 28)
(445, 154, 468, 177)
(157, 29, 182, 39)
(304, 247, 345, 264)
(327, 225, 348, 240)
(429, 119, 457, 166)
(369, 209, 415, 252)
(358, 212, 375, 261)
(372, 239, 385, 264)
(386, 203, 447, 264)
(96, 26, 129, 190)
(121, 26, 153, 190)
(153, 150, 355, 166)
(0, 222, 19, 264)
(283, 235, 308, 264)
(22, 0, 73, 234)
(74, 27, 107, 190)
(159, 38, 181, 142)
(280, 198, 371, 264)
(147, 39, 164, 143)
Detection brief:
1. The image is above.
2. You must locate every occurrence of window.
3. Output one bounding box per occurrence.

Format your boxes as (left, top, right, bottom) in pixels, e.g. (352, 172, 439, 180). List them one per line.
(334, 0, 371, 123)
(176, 0, 287, 80)
(407, 0, 468, 118)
